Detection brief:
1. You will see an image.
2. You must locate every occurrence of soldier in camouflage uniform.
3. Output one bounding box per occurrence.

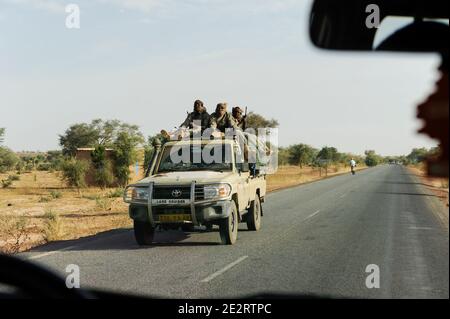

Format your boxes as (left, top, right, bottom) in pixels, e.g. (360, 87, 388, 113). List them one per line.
(209, 103, 238, 133)
(161, 100, 210, 140)
(232, 106, 247, 130)
(180, 99, 210, 132)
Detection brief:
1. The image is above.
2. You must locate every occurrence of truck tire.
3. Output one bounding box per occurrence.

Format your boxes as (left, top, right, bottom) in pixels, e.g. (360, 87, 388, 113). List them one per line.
(219, 201, 238, 245)
(134, 221, 155, 245)
(246, 195, 261, 231)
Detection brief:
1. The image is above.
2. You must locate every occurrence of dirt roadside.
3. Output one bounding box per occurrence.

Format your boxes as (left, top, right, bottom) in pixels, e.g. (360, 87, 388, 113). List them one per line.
(407, 164, 449, 228)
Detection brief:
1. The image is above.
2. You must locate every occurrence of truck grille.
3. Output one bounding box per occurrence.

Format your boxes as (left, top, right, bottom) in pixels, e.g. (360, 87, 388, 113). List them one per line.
(153, 185, 205, 200)
(152, 185, 205, 201)
(153, 186, 191, 199)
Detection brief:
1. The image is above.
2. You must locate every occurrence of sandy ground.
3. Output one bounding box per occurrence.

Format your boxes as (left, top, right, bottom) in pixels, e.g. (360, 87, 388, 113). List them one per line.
(406, 164, 449, 229)
(407, 164, 449, 206)
(0, 165, 363, 253)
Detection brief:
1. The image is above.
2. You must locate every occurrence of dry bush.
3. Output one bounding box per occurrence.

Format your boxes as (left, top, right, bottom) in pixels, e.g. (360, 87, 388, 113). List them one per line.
(38, 196, 52, 203)
(95, 197, 112, 211)
(50, 190, 62, 199)
(42, 210, 62, 242)
(0, 215, 31, 254)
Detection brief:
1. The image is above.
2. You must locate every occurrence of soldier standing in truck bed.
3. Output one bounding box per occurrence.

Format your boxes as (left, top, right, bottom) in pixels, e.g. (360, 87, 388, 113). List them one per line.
(209, 103, 238, 133)
(232, 106, 247, 130)
(180, 99, 211, 132)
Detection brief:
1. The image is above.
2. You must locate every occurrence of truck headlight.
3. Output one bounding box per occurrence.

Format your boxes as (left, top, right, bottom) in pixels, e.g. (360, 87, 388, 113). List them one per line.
(203, 184, 232, 200)
(124, 186, 149, 203)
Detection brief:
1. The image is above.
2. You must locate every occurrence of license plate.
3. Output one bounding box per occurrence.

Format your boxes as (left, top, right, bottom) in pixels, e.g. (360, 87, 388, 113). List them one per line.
(152, 199, 190, 205)
(159, 214, 192, 223)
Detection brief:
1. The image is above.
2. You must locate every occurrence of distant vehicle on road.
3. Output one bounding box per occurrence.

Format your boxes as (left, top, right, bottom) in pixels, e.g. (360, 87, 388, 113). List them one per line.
(124, 138, 267, 245)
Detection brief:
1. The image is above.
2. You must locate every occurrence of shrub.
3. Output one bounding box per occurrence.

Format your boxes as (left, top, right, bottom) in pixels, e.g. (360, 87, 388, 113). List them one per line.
(94, 163, 115, 189)
(37, 163, 52, 171)
(61, 158, 88, 193)
(50, 190, 62, 199)
(39, 196, 52, 203)
(43, 210, 61, 242)
(107, 188, 124, 198)
(95, 197, 112, 211)
(1, 174, 21, 188)
(0, 146, 19, 173)
(0, 215, 30, 254)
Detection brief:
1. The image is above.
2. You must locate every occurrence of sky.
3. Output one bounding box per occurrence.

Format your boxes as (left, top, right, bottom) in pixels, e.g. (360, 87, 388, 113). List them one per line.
(0, 0, 443, 156)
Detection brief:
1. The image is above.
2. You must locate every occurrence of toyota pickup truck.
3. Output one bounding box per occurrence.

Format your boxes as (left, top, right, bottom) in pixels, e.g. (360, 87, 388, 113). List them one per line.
(123, 138, 267, 245)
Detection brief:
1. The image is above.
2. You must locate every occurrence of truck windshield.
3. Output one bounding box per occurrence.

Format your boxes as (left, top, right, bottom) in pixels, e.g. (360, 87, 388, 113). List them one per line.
(156, 144, 233, 173)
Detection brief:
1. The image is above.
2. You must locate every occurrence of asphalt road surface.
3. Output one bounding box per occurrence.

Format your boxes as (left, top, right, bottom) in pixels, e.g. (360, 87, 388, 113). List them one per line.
(21, 165, 449, 299)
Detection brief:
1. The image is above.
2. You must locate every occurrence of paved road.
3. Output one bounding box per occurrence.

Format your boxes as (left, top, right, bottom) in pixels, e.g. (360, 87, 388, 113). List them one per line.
(21, 165, 449, 298)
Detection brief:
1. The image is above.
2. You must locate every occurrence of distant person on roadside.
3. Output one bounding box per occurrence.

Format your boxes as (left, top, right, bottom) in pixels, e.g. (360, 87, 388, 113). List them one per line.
(350, 159, 357, 175)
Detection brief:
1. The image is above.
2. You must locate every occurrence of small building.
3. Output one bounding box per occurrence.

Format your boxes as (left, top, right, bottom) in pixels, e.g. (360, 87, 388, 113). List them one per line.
(75, 148, 145, 186)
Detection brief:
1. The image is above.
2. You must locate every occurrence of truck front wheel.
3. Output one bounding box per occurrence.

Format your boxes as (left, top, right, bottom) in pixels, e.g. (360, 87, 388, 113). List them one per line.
(246, 195, 261, 231)
(134, 221, 155, 245)
(219, 201, 238, 245)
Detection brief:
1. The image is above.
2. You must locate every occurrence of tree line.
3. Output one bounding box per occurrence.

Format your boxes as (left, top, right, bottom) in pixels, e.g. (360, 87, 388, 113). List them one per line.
(0, 118, 441, 190)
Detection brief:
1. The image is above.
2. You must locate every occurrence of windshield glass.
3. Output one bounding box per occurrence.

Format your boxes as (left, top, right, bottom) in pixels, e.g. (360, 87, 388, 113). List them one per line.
(156, 144, 233, 173)
(2, 0, 448, 303)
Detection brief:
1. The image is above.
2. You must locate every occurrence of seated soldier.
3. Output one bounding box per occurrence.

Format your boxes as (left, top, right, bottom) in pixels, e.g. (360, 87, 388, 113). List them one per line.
(232, 106, 247, 130)
(161, 99, 210, 140)
(209, 103, 238, 133)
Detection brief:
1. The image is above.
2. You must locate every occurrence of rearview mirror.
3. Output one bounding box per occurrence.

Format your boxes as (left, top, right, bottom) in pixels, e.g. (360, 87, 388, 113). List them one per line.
(309, 0, 448, 53)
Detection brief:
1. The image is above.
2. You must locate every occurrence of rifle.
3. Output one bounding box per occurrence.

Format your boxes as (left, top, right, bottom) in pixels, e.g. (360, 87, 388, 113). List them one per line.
(242, 107, 248, 130)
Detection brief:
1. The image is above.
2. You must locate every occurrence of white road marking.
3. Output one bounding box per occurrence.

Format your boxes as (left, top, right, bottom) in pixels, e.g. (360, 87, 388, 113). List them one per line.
(306, 210, 321, 220)
(201, 256, 248, 283)
(408, 226, 434, 230)
(27, 245, 78, 260)
(339, 193, 347, 198)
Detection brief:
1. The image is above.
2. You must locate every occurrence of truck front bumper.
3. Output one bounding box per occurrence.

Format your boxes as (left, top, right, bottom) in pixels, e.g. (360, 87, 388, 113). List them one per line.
(129, 200, 231, 225)
(127, 182, 232, 226)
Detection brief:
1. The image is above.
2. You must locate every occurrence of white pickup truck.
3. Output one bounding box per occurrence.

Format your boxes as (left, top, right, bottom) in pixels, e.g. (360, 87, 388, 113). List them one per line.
(124, 138, 267, 245)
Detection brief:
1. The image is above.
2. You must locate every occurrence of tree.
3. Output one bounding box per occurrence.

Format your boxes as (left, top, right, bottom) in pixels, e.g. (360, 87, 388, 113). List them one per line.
(317, 146, 340, 163)
(277, 147, 290, 166)
(0, 147, 19, 173)
(91, 145, 114, 188)
(61, 158, 88, 194)
(245, 112, 279, 130)
(288, 144, 317, 168)
(113, 131, 143, 187)
(407, 148, 430, 164)
(47, 150, 64, 171)
(0, 128, 5, 145)
(59, 119, 144, 156)
(364, 150, 381, 167)
(59, 123, 99, 156)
